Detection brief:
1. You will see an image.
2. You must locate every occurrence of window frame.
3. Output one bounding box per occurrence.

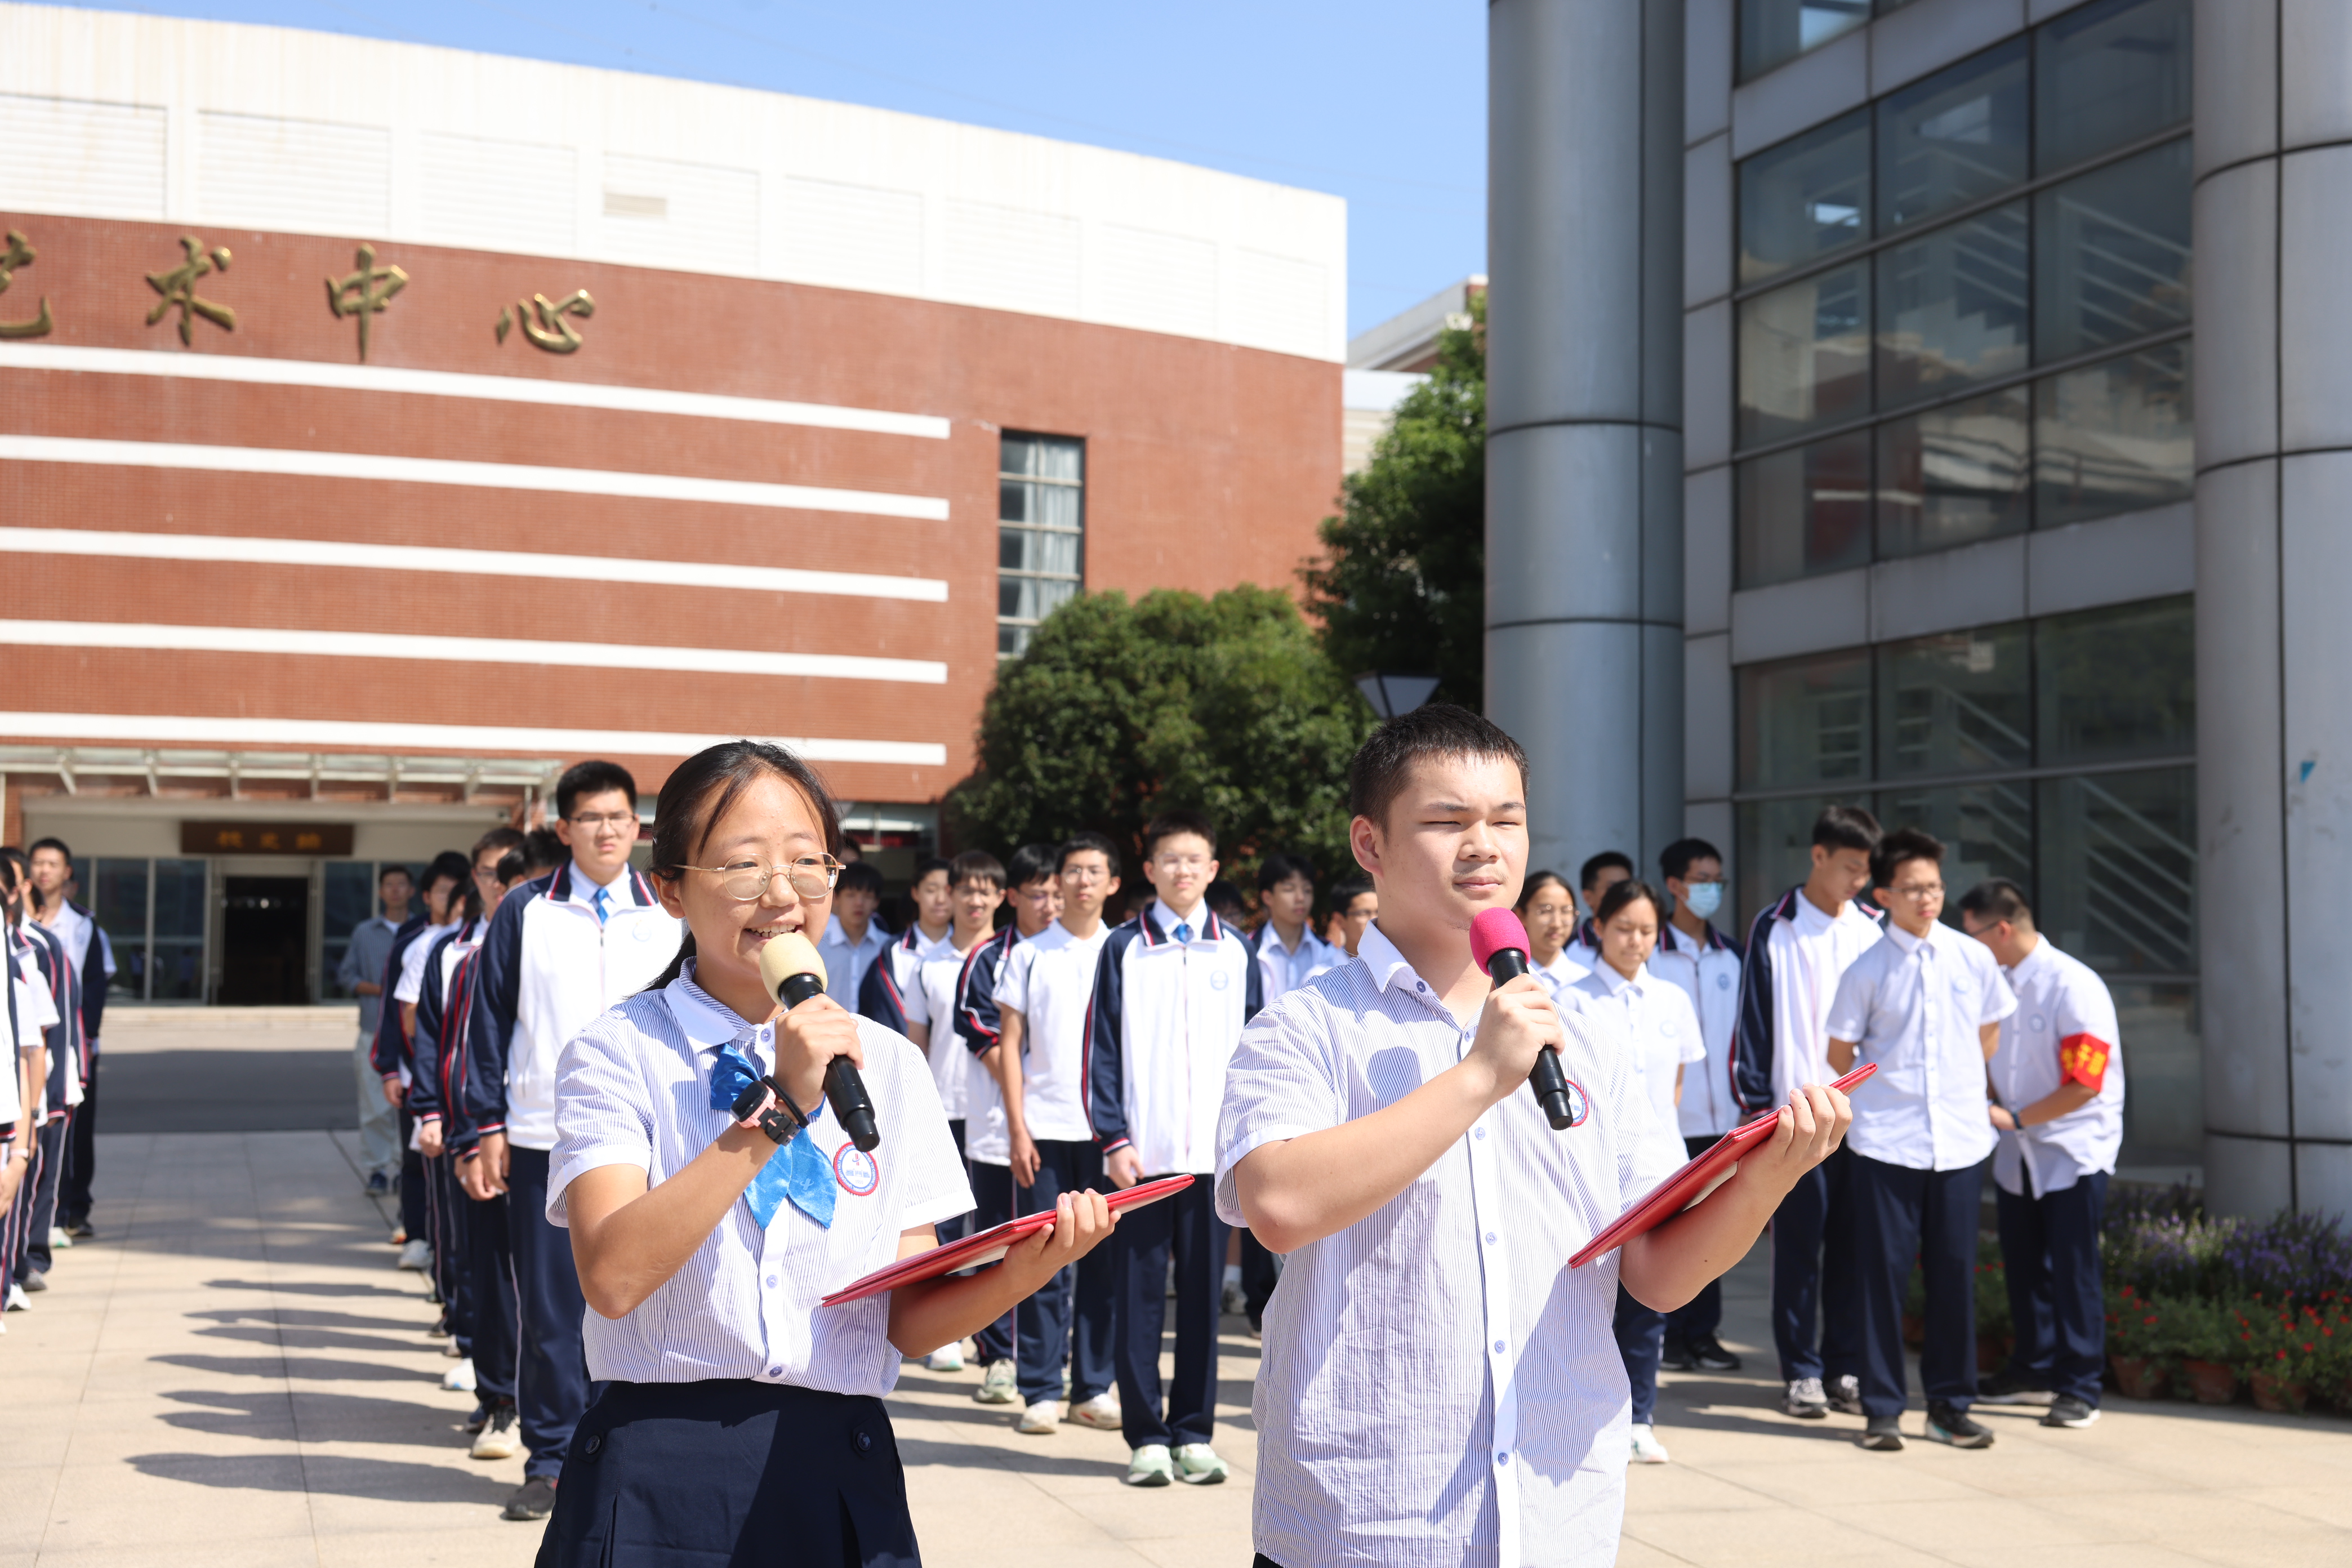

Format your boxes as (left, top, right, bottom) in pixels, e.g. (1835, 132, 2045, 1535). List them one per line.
(995, 431, 1086, 659)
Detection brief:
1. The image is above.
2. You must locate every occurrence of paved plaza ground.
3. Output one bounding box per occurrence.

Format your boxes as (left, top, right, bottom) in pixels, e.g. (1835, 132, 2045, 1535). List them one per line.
(5, 1015, 2349, 1565)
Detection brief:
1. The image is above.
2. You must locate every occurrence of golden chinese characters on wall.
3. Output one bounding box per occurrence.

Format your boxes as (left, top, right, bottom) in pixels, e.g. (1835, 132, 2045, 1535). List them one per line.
(180, 822, 358, 856)
(0, 230, 52, 339)
(0, 227, 605, 357)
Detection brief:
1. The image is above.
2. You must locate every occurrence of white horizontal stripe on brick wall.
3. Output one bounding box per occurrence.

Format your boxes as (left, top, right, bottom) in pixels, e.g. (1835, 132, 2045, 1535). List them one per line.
(0, 527, 948, 603)
(0, 620, 945, 684)
(0, 435, 950, 520)
(0, 343, 952, 438)
(0, 711, 947, 768)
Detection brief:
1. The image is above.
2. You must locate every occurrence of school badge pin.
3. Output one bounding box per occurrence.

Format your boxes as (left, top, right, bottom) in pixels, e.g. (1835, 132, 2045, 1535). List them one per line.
(834, 1143, 880, 1196)
(1561, 1077, 1591, 1128)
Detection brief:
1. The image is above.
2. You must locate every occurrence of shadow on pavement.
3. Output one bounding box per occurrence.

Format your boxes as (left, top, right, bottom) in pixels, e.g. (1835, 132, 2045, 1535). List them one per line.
(150, 1352, 435, 1384)
(158, 1388, 480, 1449)
(128, 1450, 516, 1505)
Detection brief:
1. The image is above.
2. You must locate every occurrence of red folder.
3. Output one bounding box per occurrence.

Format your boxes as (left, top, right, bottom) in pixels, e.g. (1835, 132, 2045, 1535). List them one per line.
(820, 1174, 1195, 1306)
(1567, 1064, 1877, 1270)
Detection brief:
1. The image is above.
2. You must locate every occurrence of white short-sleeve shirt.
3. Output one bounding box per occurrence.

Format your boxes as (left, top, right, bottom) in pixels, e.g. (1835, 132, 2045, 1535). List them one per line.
(393, 917, 462, 1005)
(900, 940, 983, 1121)
(1827, 920, 2017, 1171)
(1990, 938, 2124, 1197)
(991, 920, 1110, 1145)
(1573, 961, 1707, 1170)
(547, 965, 974, 1393)
(1215, 923, 1680, 1568)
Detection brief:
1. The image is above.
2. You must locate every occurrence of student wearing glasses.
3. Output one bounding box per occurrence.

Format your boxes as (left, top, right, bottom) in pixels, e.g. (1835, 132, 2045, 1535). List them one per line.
(1825, 828, 2015, 1453)
(460, 759, 682, 1522)
(536, 741, 1117, 1565)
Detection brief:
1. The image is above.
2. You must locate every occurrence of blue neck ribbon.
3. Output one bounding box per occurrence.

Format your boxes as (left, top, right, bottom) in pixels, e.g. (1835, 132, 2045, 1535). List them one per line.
(707, 1045, 835, 1230)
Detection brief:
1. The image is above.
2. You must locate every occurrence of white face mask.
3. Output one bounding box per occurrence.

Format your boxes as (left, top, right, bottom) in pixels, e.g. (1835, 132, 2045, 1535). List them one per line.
(1681, 881, 1723, 920)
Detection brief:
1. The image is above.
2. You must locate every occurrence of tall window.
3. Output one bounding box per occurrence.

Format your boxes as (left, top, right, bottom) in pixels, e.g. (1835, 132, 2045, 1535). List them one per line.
(997, 433, 1085, 657)
(1732, 0, 2192, 589)
(1732, 597, 2199, 1167)
(90, 857, 208, 1002)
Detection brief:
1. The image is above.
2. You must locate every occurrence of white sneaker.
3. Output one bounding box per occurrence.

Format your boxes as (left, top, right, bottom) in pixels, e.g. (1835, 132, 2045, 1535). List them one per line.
(470, 1402, 521, 1460)
(47, 1227, 72, 1250)
(1173, 1443, 1228, 1485)
(397, 1239, 430, 1272)
(1017, 1399, 1061, 1435)
(1069, 1392, 1123, 1430)
(1628, 1423, 1671, 1464)
(443, 1357, 477, 1393)
(1782, 1376, 1828, 1418)
(925, 1344, 965, 1373)
(5, 1283, 27, 1311)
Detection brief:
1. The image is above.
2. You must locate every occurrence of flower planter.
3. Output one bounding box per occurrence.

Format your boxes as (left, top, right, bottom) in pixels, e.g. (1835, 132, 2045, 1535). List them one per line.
(2250, 1373, 2309, 1414)
(2181, 1358, 2238, 1405)
(2109, 1356, 2168, 1401)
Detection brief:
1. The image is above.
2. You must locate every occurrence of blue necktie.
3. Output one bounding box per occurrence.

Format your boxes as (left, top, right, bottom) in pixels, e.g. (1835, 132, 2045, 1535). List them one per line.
(706, 1045, 835, 1230)
(593, 886, 612, 925)
(1173, 921, 1193, 944)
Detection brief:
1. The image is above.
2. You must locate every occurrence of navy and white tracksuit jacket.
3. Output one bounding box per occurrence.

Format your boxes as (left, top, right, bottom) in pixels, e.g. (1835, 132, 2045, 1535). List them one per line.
(1731, 885, 1885, 1115)
(1084, 903, 1262, 1176)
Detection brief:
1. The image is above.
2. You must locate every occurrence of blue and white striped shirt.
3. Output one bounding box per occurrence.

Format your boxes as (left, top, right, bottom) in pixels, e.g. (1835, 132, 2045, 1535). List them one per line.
(548, 965, 974, 1393)
(1215, 923, 1680, 1568)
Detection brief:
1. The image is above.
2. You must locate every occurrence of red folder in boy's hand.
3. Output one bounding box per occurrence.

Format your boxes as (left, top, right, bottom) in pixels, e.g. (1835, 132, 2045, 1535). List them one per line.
(1567, 1065, 1876, 1270)
(820, 1174, 1194, 1306)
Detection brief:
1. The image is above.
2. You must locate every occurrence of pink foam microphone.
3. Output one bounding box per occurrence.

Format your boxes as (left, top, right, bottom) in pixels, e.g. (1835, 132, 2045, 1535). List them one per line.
(1470, 907, 1576, 1130)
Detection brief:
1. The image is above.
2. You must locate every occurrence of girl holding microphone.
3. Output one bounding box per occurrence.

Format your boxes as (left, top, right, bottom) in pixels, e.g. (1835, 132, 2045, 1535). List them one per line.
(540, 741, 1117, 1566)
(1573, 879, 1707, 1465)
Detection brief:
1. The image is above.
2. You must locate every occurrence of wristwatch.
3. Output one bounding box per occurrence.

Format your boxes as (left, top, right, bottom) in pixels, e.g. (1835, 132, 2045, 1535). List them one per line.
(730, 1076, 808, 1146)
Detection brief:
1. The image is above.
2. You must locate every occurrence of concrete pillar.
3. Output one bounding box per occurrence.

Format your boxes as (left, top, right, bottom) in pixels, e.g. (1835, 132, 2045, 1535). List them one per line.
(2193, 0, 2352, 1217)
(1485, 0, 1685, 881)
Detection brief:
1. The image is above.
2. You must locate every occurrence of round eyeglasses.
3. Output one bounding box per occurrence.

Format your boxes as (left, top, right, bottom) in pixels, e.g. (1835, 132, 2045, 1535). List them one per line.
(673, 856, 843, 902)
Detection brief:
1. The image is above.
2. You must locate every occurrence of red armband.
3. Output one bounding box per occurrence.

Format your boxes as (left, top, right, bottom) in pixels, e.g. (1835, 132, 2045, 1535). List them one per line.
(2057, 1032, 2110, 1092)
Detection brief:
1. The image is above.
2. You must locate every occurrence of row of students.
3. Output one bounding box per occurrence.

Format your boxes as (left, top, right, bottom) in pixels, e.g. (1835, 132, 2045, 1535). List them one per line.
(1732, 808, 2125, 1447)
(1, 844, 91, 1324)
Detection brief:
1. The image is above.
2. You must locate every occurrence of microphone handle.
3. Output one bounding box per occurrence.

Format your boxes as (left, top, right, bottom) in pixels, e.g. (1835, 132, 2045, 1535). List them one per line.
(1485, 948, 1577, 1132)
(774, 972, 884, 1153)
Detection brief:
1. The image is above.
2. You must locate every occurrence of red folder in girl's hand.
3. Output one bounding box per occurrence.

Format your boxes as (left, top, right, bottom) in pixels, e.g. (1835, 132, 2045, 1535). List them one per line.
(1567, 1064, 1877, 1270)
(820, 1174, 1195, 1306)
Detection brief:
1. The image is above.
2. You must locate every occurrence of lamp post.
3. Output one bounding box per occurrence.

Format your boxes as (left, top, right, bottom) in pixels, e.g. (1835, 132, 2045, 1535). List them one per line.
(1354, 672, 1441, 721)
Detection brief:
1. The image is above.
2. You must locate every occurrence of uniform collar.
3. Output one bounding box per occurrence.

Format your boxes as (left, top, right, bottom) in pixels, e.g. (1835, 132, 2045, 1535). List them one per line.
(1143, 899, 1221, 945)
(823, 913, 885, 952)
(1885, 920, 1946, 956)
(663, 963, 766, 1055)
(1354, 921, 1426, 996)
(2004, 935, 2052, 984)
(1588, 959, 1647, 996)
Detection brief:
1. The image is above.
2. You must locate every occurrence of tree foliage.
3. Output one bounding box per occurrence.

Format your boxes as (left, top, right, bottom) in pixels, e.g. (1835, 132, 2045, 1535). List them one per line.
(1300, 293, 1486, 709)
(947, 585, 1374, 887)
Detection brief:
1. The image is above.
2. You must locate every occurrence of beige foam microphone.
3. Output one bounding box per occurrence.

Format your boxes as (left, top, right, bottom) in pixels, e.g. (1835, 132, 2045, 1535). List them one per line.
(759, 930, 878, 1151)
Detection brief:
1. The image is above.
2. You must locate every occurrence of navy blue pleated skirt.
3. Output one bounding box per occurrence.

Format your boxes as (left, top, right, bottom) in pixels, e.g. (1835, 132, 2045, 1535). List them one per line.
(534, 1379, 920, 1567)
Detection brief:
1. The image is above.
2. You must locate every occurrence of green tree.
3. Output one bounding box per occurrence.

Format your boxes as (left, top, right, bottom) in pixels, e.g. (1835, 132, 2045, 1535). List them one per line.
(1301, 293, 1486, 708)
(947, 585, 1374, 887)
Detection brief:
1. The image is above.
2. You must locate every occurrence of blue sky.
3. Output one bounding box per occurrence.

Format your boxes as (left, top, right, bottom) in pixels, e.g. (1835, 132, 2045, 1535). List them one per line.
(82, 0, 1488, 339)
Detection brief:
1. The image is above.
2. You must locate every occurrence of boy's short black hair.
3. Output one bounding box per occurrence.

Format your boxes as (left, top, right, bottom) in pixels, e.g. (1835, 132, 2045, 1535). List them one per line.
(950, 850, 1006, 890)
(1578, 850, 1634, 891)
(1329, 875, 1377, 912)
(1256, 851, 1316, 893)
(421, 849, 474, 898)
(556, 759, 640, 821)
(1008, 843, 1061, 889)
(911, 855, 953, 886)
(1142, 810, 1217, 859)
(1205, 880, 1249, 921)
(1659, 837, 1722, 883)
(494, 850, 528, 885)
(473, 826, 526, 861)
(27, 836, 70, 865)
(377, 863, 414, 886)
(1869, 827, 1943, 892)
(836, 861, 886, 897)
(1057, 832, 1121, 878)
(523, 827, 566, 872)
(1958, 877, 2035, 928)
(1348, 703, 1529, 831)
(1813, 804, 1883, 853)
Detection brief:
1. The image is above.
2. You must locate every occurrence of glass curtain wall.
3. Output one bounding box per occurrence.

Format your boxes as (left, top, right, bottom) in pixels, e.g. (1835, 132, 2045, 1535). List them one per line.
(1732, 596, 2198, 1166)
(320, 860, 419, 1001)
(1732, 0, 2192, 590)
(89, 857, 208, 1003)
